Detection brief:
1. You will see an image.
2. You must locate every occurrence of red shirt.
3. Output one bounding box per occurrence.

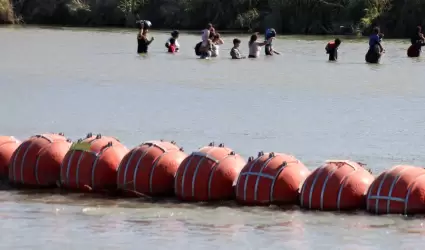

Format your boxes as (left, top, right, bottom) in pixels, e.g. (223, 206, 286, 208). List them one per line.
(168, 44, 176, 53)
(327, 41, 336, 49)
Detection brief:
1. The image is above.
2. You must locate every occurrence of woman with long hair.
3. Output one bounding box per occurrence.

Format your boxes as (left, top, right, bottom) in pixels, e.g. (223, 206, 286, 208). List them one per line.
(248, 33, 272, 58)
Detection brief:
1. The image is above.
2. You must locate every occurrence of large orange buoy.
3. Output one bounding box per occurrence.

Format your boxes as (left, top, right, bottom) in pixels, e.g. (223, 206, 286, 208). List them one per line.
(8, 133, 71, 187)
(0, 136, 21, 180)
(174, 142, 246, 201)
(235, 152, 310, 206)
(117, 140, 187, 197)
(300, 160, 374, 211)
(366, 165, 425, 215)
(407, 44, 421, 57)
(60, 133, 128, 192)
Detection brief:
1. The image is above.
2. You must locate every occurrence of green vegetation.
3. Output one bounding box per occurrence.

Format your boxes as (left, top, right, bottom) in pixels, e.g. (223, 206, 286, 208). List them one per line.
(1, 0, 424, 37)
(0, 0, 14, 23)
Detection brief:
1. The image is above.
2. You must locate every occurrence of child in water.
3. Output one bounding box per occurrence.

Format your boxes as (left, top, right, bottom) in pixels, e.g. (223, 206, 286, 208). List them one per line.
(230, 38, 246, 59)
(211, 33, 224, 57)
(325, 38, 341, 61)
(167, 38, 177, 53)
(165, 30, 180, 52)
(264, 28, 280, 55)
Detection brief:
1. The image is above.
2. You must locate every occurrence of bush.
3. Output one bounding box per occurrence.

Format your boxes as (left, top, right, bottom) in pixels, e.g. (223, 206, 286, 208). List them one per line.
(0, 0, 14, 24)
(4, 0, 425, 37)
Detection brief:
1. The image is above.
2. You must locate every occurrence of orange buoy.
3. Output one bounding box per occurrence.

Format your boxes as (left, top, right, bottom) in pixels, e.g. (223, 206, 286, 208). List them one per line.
(300, 160, 374, 211)
(8, 133, 71, 187)
(60, 133, 128, 192)
(174, 142, 245, 201)
(366, 165, 425, 215)
(0, 136, 21, 180)
(407, 44, 421, 57)
(235, 152, 310, 206)
(117, 140, 187, 197)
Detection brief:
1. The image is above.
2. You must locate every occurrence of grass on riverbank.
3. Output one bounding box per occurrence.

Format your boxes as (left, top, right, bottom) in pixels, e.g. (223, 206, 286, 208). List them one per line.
(0, 0, 14, 24)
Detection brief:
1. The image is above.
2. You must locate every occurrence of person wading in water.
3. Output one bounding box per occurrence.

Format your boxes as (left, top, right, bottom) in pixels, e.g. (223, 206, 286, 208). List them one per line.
(166, 30, 180, 52)
(211, 33, 224, 57)
(264, 28, 280, 56)
(230, 38, 246, 59)
(407, 26, 425, 57)
(195, 23, 215, 56)
(365, 27, 384, 63)
(137, 20, 154, 54)
(325, 38, 341, 61)
(248, 33, 272, 58)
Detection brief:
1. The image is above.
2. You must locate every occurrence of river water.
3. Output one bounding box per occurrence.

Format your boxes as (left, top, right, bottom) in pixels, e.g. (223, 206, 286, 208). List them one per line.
(1, 26, 425, 249)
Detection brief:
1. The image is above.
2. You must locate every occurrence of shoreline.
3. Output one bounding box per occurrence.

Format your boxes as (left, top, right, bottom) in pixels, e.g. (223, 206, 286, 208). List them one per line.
(0, 24, 415, 40)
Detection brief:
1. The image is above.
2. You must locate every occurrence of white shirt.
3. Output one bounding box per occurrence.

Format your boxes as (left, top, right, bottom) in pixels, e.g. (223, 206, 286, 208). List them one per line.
(249, 42, 261, 57)
(166, 38, 180, 48)
(211, 44, 219, 57)
(202, 29, 209, 42)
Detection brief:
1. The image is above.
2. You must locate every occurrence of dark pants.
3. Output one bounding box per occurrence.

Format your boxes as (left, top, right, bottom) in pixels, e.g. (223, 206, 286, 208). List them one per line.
(265, 44, 272, 55)
(407, 43, 424, 57)
(194, 42, 202, 56)
(327, 48, 338, 61)
(365, 45, 381, 64)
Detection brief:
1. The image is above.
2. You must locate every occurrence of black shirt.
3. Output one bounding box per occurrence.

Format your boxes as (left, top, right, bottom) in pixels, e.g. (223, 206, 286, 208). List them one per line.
(411, 32, 423, 45)
(137, 35, 150, 53)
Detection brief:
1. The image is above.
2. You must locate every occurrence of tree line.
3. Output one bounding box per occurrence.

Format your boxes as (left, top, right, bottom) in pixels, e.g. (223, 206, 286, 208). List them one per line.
(1, 0, 424, 37)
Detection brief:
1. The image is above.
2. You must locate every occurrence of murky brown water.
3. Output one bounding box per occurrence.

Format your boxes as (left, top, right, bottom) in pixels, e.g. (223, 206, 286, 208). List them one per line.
(1, 26, 425, 249)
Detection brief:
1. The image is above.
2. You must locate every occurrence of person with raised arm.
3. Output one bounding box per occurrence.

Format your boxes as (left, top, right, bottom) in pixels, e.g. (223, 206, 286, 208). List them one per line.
(137, 20, 154, 54)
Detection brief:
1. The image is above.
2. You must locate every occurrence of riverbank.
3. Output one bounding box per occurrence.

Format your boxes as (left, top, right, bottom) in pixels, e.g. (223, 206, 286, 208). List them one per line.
(0, 0, 424, 38)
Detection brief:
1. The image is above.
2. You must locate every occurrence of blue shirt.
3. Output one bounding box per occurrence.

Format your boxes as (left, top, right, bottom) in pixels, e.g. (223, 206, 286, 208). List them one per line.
(265, 29, 275, 45)
(265, 29, 271, 40)
(369, 34, 380, 47)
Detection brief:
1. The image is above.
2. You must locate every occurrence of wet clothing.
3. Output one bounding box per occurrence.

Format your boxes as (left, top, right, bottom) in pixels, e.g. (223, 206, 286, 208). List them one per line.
(165, 38, 180, 51)
(326, 41, 338, 61)
(264, 29, 276, 55)
(366, 34, 383, 63)
(410, 33, 424, 45)
(265, 44, 273, 56)
(369, 34, 380, 48)
(168, 44, 176, 53)
(201, 28, 215, 47)
(137, 35, 152, 53)
(264, 29, 276, 40)
(200, 50, 211, 59)
(230, 47, 243, 59)
(248, 42, 262, 58)
(211, 44, 219, 57)
(407, 44, 421, 57)
(194, 42, 202, 56)
(365, 44, 381, 63)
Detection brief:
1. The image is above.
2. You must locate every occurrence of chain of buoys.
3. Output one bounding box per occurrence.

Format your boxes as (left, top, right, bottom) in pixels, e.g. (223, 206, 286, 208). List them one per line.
(1, 132, 425, 215)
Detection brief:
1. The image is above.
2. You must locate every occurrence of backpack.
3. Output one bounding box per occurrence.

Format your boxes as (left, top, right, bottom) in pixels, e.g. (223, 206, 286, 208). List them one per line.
(194, 42, 202, 56)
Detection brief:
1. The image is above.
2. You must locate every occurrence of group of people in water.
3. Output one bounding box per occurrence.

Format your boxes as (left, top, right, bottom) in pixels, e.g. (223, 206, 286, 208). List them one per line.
(136, 20, 425, 63)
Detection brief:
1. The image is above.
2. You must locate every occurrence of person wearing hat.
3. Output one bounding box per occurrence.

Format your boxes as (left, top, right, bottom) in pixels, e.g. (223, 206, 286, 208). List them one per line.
(165, 30, 180, 52)
(137, 20, 154, 54)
